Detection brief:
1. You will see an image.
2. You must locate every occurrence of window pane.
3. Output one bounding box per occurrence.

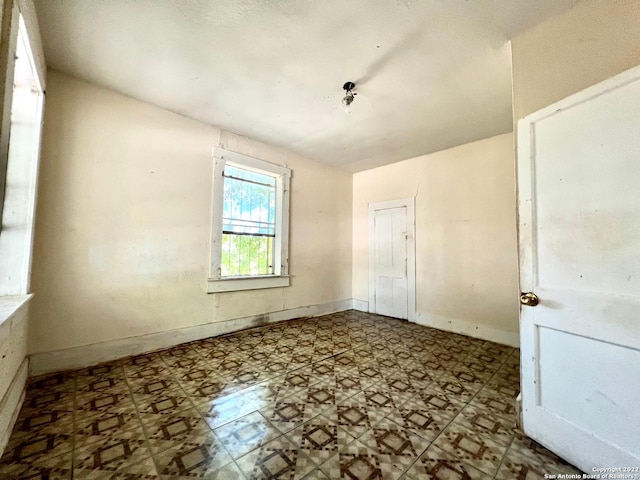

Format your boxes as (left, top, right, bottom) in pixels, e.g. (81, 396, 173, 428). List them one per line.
(220, 164, 277, 277)
(225, 165, 276, 186)
(221, 233, 273, 276)
(223, 167, 276, 236)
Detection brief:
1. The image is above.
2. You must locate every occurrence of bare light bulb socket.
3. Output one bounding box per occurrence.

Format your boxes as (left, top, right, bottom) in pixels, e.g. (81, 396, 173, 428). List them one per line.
(341, 81, 356, 111)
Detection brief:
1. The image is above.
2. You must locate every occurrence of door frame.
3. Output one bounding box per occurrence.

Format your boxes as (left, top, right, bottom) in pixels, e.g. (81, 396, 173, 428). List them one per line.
(368, 197, 416, 321)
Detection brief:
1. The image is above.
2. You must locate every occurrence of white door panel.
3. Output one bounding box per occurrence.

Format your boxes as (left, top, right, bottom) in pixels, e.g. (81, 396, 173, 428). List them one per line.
(537, 327, 640, 455)
(532, 82, 640, 297)
(373, 206, 408, 319)
(518, 65, 640, 471)
(369, 198, 416, 321)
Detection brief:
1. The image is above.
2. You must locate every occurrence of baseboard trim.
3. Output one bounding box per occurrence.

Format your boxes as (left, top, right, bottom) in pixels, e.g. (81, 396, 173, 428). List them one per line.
(29, 299, 353, 376)
(414, 312, 519, 347)
(0, 358, 28, 457)
(351, 299, 368, 312)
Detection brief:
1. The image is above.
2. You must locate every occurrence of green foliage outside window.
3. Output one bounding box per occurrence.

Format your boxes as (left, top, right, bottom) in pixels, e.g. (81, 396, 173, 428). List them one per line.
(221, 234, 273, 276)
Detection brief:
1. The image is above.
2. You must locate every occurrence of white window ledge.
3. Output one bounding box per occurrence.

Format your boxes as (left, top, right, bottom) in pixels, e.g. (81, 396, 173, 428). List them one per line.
(207, 276, 290, 293)
(0, 295, 32, 345)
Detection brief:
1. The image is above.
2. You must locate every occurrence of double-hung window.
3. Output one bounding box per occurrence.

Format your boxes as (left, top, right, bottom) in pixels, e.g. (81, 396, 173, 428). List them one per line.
(208, 149, 290, 293)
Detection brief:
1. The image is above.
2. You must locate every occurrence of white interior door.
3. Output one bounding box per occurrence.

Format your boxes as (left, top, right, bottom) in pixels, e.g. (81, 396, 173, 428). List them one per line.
(517, 65, 640, 472)
(369, 199, 415, 320)
(374, 206, 407, 319)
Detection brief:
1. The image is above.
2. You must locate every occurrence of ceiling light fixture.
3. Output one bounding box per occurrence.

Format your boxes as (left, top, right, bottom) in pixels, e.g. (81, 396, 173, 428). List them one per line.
(342, 81, 356, 113)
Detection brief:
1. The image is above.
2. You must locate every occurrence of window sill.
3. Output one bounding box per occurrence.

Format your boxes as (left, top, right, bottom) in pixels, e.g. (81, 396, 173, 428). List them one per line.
(0, 294, 33, 345)
(207, 276, 290, 293)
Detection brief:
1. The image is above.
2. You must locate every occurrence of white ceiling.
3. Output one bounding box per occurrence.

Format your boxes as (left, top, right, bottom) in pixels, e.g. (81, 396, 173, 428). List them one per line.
(33, 0, 576, 171)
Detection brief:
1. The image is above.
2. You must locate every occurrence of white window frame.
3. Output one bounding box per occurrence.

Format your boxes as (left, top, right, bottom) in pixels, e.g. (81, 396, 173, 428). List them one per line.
(0, 13, 45, 296)
(207, 148, 290, 293)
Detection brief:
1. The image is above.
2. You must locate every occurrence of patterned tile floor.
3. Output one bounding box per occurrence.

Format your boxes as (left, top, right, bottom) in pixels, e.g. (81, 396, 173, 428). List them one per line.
(0, 310, 582, 479)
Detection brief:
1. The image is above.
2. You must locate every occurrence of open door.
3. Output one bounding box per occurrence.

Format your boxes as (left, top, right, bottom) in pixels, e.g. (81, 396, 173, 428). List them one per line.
(517, 65, 640, 471)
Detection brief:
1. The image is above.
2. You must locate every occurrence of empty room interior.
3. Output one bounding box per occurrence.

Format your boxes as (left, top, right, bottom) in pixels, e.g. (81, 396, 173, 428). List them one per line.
(0, 0, 639, 478)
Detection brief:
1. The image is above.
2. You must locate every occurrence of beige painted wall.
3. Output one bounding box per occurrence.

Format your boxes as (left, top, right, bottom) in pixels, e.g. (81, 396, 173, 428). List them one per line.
(353, 133, 519, 344)
(512, 0, 640, 120)
(29, 70, 352, 355)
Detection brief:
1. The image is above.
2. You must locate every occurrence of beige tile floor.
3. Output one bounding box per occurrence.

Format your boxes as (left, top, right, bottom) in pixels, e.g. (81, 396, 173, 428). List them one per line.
(0, 310, 582, 479)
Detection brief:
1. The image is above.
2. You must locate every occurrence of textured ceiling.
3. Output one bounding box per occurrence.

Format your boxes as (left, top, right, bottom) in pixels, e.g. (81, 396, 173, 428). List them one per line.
(34, 0, 576, 171)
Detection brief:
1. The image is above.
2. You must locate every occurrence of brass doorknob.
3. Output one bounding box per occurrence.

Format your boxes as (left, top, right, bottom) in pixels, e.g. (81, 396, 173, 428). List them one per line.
(520, 292, 539, 307)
